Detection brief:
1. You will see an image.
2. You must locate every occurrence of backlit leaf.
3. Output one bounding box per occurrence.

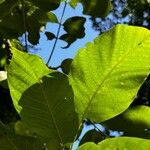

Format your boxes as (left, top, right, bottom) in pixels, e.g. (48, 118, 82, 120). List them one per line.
(7, 47, 50, 112)
(78, 137, 150, 150)
(69, 25, 150, 123)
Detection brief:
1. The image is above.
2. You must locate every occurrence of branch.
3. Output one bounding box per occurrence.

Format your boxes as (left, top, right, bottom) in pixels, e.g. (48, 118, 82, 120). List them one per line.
(46, 2, 67, 66)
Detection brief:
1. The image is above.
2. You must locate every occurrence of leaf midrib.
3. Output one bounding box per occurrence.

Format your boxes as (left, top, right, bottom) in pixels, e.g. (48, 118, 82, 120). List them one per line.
(40, 83, 63, 144)
(82, 47, 131, 120)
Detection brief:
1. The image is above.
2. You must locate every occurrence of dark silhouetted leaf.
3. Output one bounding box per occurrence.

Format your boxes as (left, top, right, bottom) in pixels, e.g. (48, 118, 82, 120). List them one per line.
(30, 0, 61, 11)
(60, 16, 86, 47)
(80, 0, 112, 18)
(59, 34, 76, 48)
(63, 16, 86, 38)
(60, 58, 73, 74)
(45, 32, 56, 40)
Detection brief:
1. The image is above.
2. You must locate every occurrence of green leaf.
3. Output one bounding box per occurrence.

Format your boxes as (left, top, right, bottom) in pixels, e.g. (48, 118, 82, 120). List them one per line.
(69, 25, 150, 123)
(7, 47, 50, 112)
(30, 0, 61, 11)
(0, 121, 44, 150)
(61, 16, 86, 47)
(0, 0, 18, 19)
(69, 0, 78, 8)
(19, 72, 78, 149)
(60, 58, 73, 74)
(27, 10, 58, 45)
(0, 0, 5, 5)
(45, 32, 56, 40)
(0, 13, 24, 39)
(102, 105, 150, 138)
(59, 34, 76, 48)
(78, 137, 150, 150)
(63, 16, 86, 38)
(38, 12, 58, 24)
(79, 0, 112, 18)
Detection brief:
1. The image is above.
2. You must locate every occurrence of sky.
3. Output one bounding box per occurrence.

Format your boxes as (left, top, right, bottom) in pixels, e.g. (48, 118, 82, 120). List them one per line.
(33, 2, 99, 67)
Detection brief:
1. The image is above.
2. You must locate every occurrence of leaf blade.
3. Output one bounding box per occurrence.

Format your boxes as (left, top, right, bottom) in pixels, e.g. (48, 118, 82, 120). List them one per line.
(69, 25, 150, 123)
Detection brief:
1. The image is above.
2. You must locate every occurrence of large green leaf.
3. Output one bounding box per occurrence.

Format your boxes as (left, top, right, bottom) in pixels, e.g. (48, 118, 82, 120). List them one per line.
(18, 72, 78, 149)
(7, 47, 50, 112)
(102, 105, 150, 138)
(69, 25, 150, 123)
(78, 137, 150, 150)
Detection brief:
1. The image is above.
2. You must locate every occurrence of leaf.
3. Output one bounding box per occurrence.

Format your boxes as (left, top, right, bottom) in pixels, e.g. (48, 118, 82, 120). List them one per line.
(102, 105, 150, 138)
(0, 121, 44, 150)
(38, 12, 58, 24)
(0, 0, 5, 5)
(63, 16, 86, 38)
(60, 58, 73, 74)
(29, 0, 61, 11)
(0, 0, 18, 19)
(45, 32, 56, 40)
(7, 47, 50, 112)
(27, 10, 58, 45)
(0, 13, 24, 39)
(61, 16, 86, 47)
(69, 0, 78, 8)
(19, 72, 78, 149)
(78, 137, 150, 150)
(79, 0, 112, 18)
(69, 25, 150, 123)
(59, 34, 76, 48)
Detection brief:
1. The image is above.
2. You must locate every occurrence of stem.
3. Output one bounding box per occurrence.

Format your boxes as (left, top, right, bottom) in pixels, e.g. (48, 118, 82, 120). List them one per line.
(21, 0, 28, 51)
(46, 2, 67, 66)
(70, 122, 83, 150)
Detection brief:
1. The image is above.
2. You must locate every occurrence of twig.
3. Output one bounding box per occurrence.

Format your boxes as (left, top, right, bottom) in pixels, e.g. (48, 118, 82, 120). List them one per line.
(46, 2, 67, 66)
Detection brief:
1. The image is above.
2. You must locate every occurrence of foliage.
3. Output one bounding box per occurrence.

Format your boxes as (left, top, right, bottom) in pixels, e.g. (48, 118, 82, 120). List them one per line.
(0, 0, 150, 150)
